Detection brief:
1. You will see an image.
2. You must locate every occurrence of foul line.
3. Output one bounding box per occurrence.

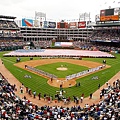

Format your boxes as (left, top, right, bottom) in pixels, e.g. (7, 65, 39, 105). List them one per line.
(2, 58, 15, 64)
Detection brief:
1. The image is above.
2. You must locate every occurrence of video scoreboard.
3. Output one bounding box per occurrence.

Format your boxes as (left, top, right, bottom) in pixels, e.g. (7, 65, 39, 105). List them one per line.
(100, 7, 120, 21)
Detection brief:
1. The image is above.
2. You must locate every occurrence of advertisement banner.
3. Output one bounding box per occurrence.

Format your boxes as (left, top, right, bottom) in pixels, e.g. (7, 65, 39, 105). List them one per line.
(114, 7, 119, 15)
(95, 14, 100, 21)
(78, 21, 86, 28)
(86, 21, 92, 28)
(43, 21, 56, 28)
(65, 22, 68, 28)
(100, 15, 119, 21)
(22, 19, 33, 27)
(57, 22, 60, 28)
(48, 22, 56, 28)
(43, 21, 48, 28)
(55, 42, 73, 47)
(69, 22, 77, 28)
(100, 10, 105, 16)
(34, 20, 39, 27)
(118, 11, 120, 20)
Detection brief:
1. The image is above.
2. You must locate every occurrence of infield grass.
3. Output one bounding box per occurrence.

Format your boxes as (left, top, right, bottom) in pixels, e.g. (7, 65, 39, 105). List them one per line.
(1, 52, 120, 100)
(36, 62, 88, 78)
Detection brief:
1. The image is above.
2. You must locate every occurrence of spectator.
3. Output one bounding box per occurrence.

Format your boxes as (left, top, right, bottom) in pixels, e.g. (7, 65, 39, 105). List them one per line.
(20, 86, 23, 93)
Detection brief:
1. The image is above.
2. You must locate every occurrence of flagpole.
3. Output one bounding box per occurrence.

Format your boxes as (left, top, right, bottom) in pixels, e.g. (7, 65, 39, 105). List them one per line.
(45, 13, 46, 21)
(89, 12, 90, 22)
(79, 13, 80, 22)
(35, 11, 37, 20)
(84, 13, 86, 21)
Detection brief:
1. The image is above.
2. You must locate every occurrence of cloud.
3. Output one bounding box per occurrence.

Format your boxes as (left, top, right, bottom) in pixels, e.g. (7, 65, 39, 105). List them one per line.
(0, 0, 118, 21)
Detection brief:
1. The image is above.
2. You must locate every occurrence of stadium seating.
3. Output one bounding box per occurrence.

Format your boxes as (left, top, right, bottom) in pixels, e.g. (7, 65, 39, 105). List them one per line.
(0, 40, 29, 51)
(73, 41, 96, 50)
(90, 29, 120, 42)
(0, 20, 18, 29)
(0, 72, 119, 120)
(33, 40, 52, 48)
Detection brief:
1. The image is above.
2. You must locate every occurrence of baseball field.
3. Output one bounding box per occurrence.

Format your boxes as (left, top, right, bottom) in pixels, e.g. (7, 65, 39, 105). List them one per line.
(0, 51, 120, 100)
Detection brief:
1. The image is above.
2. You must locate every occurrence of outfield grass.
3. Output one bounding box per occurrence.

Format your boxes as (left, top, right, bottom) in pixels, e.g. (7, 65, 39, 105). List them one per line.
(36, 62, 88, 78)
(1, 52, 120, 100)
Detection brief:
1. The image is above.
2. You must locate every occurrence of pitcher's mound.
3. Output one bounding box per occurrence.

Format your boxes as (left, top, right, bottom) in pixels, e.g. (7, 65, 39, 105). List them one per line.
(57, 67, 68, 71)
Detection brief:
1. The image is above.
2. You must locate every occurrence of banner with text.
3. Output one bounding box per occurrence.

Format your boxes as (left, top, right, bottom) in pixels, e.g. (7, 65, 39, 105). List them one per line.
(78, 21, 86, 28)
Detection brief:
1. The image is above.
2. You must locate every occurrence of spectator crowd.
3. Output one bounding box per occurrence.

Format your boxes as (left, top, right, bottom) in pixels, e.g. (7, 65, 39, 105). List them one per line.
(0, 71, 120, 120)
(33, 40, 52, 49)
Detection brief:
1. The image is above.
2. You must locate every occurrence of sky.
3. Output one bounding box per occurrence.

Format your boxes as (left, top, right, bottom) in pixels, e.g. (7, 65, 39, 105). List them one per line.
(0, 0, 120, 21)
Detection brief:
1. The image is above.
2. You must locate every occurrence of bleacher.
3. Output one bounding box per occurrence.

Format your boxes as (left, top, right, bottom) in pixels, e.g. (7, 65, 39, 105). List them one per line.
(33, 40, 52, 48)
(0, 72, 120, 120)
(0, 15, 24, 51)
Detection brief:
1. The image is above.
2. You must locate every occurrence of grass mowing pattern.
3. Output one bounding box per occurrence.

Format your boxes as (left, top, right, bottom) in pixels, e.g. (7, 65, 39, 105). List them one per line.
(36, 62, 88, 78)
(1, 52, 120, 100)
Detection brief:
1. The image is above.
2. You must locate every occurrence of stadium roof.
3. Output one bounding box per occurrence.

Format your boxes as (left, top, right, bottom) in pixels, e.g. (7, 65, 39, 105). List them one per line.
(94, 22, 120, 27)
(0, 15, 16, 19)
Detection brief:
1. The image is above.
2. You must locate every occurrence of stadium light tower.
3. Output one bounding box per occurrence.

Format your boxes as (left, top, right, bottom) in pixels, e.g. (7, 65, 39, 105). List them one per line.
(79, 12, 90, 22)
(35, 11, 46, 20)
(35, 11, 46, 28)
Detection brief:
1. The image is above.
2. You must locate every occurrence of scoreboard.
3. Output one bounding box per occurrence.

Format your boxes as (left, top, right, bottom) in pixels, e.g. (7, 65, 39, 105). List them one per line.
(100, 7, 120, 21)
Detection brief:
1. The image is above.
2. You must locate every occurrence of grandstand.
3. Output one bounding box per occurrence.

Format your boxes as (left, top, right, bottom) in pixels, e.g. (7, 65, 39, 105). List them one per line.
(0, 15, 27, 51)
(90, 8, 120, 53)
(90, 23, 120, 53)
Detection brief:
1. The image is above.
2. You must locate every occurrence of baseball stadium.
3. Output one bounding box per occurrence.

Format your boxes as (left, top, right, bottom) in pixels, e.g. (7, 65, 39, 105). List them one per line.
(0, 6, 120, 120)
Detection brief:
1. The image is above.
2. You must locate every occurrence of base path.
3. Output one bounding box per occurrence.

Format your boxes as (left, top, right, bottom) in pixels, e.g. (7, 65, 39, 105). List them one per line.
(0, 59, 119, 107)
(15, 59, 110, 88)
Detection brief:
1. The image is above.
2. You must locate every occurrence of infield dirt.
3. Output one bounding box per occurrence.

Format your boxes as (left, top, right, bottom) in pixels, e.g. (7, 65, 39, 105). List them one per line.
(15, 59, 110, 88)
(0, 59, 119, 108)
